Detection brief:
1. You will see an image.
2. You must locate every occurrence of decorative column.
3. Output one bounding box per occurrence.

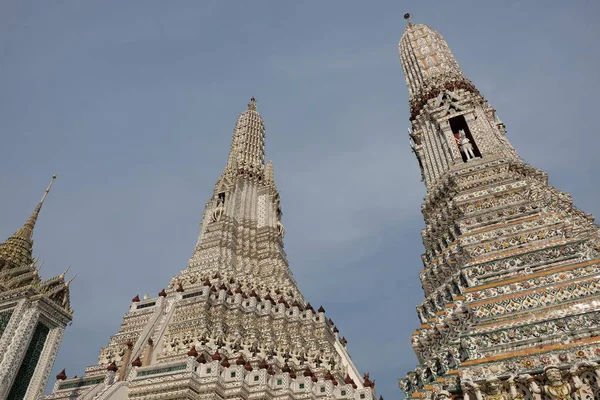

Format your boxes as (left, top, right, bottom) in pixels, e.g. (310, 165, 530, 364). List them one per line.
(141, 338, 154, 366)
(23, 326, 65, 399)
(0, 305, 40, 399)
(117, 341, 133, 381)
(439, 120, 462, 163)
(0, 299, 28, 362)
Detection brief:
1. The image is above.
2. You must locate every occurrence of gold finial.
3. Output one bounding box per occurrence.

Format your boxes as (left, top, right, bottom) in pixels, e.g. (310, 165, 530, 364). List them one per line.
(59, 265, 71, 280)
(66, 273, 77, 286)
(12, 174, 57, 240)
(39, 175, 56, 206)
(248, 97, 257, 111)
(404, 13, 413, 26)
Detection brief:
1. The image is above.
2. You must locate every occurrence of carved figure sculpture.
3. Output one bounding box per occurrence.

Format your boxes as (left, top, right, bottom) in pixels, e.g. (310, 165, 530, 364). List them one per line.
(456, 129, 476, 161)
(211, 192, 227, 222)
(435, 390, 452, 400)
(484, 378, 511, 400)
(464, 378, 514, 400)
(276, 221, 285, 238)
(569, 364, 595, 400)
(522, 366, 593, 400)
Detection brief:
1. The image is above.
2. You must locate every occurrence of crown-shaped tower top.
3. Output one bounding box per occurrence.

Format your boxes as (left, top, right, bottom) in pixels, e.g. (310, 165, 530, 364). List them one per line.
(399, 14, 520, 188)
(181, 98, 298, 297)
(219, 96, 266, 186)
(399, 14, 465, 101)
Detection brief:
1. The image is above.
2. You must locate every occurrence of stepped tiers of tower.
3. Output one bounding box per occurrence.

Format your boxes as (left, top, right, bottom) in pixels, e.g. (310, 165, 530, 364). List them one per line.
(45, 99, 377, 400)
(0, 176, 75, 399)
(398, 15, 600, 400)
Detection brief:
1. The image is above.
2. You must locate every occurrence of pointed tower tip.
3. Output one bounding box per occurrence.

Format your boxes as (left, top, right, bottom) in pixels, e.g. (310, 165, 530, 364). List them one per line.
(0, 175, 58, 268)
(66, 273, 77, 286)
(403, 13, 413, 26)
(15, 174, 57, 240)
(60, 265, 71, 279)
(248, 97, 257, 111)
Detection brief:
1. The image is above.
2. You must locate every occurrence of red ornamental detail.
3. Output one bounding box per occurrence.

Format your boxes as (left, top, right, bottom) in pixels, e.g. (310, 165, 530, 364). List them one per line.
(158, 288, 167, 297)
(56, 369, 67, 380)
(176, 283, 184, 292)
(325, 371, 334, 381)
(363, 373, 375, 388)
(131, 357, 142, 367)
(345, 374, 357, 388)
(187, 346, 198, 357)
(132, 295, 140, 302)
(107, 361, 118, 372)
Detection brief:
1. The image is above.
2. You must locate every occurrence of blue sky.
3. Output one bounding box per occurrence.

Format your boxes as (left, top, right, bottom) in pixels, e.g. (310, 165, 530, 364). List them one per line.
(1, 1, 599, 398)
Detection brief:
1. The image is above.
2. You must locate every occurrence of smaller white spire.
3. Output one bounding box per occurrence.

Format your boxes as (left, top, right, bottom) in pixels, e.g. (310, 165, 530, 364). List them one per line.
(265, 160, 274, 185)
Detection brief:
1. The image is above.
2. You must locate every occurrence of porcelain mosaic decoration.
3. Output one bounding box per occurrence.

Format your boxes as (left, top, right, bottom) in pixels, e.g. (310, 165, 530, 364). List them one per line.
(43, 98, 377, 400)
(398, 13, 600, 400)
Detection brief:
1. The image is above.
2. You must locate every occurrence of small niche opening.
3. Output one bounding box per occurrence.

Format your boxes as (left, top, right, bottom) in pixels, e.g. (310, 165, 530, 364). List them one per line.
(449, 115, 481, 162)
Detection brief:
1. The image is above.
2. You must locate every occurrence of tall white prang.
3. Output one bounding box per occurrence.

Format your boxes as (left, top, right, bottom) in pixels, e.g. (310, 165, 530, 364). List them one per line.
(398, 13, 600, 400)
(45, 99, 377, 400)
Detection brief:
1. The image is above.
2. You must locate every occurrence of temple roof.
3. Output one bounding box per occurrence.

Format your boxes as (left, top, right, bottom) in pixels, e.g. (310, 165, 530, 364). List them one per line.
(0, 175, 75, 312)
(0, 175, 55, 271)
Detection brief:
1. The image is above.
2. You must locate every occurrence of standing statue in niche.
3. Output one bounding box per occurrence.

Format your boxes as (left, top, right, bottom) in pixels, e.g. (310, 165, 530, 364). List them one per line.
(212, 193, 226, 222)
(455, 129, 476, 161)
